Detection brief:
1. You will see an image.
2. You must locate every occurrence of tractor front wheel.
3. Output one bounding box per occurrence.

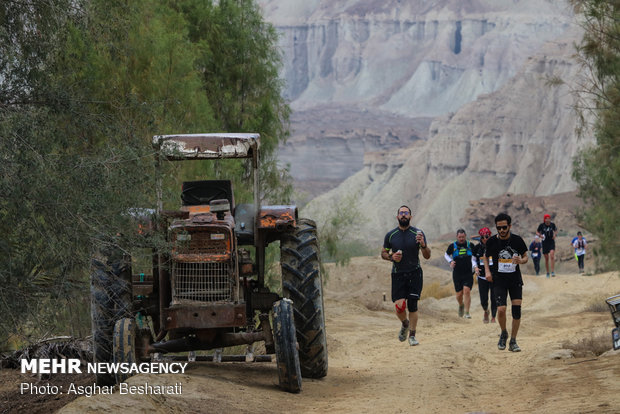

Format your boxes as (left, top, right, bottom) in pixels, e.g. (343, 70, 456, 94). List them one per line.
(272, 299, 302, 393)
(113, 318, 137, 384)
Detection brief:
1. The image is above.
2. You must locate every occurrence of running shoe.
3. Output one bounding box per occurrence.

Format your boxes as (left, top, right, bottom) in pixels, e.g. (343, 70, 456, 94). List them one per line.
(408, 334, 419, 346)
(483, 310, 489, 323)
(491, 317, 496, 323)
(458, 304, 465, 317)
(551, 272, 556, 277)
(464, 313, 472, 319)
(498, 330, 508, 350)
(546, 273, 550, 278)
(509, 339, 521, 352)
(398, 323, 408, 342)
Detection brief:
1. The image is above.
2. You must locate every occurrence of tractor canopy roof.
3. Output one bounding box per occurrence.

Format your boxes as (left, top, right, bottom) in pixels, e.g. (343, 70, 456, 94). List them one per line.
(152, 133, 260, 161)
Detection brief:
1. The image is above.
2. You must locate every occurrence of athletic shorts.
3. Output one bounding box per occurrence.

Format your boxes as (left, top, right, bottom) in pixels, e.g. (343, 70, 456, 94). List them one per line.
(542, 240, 555, 254)
(452, 271, 473, 292)
(391, 268, 423, 303)
(493, 274, 523, 306)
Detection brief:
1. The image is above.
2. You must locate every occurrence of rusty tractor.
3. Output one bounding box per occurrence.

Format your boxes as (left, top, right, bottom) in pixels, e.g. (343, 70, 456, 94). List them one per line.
(90, 133, 327, 392)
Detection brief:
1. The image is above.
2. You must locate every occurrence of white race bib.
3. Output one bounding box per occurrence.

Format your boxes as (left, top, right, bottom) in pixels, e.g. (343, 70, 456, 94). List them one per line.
(532, 252, 539, 258)
(498, 258, 516, 273)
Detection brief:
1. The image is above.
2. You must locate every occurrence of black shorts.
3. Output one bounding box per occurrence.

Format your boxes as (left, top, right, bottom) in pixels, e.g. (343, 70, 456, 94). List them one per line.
(391, 268, 423, 302)
(542, 240, 555, 254)
(493, 274, 523, 306)
(452, 271, 473, 292)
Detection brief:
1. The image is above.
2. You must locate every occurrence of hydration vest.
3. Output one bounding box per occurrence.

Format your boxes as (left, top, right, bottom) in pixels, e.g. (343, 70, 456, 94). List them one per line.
(452, 241, 472, 259)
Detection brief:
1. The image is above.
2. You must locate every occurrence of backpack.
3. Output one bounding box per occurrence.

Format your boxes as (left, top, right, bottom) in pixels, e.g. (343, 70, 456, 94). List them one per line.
(452, 241, 472, 259)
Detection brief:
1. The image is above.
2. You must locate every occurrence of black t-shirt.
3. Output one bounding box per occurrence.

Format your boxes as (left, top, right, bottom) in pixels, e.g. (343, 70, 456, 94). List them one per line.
(537, 222, 557, 243)
(445, 241, 473, 276)
(383, 226, 427, 274)
(472, 242, 486, 268)
(484, 233, 528, 279)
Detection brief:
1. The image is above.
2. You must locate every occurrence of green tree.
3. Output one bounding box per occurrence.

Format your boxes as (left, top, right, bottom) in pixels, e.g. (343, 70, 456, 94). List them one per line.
(0, 0, 291, 346)
(571, 1, 620, 269)
(174, 0, 292, 204)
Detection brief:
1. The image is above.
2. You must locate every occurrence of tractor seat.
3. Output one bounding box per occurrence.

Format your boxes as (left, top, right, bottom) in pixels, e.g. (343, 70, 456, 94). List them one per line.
(181, 180, 235, 209)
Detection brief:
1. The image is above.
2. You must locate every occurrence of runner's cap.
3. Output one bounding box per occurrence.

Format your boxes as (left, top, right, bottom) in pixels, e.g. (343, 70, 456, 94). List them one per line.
(543, 214, 551, 220)
(478, 227, 491, 237)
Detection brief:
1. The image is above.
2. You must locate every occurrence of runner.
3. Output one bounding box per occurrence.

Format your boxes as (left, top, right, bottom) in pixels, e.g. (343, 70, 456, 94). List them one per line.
(473, 227, 496, 323)
(484, 213, 528, 352)
(382, 205, 431, 346)
(529, 235, 542, 276)
(572, 231, 587, 273)
(445, 229, 476, 319)
(536, 213, 557, 278)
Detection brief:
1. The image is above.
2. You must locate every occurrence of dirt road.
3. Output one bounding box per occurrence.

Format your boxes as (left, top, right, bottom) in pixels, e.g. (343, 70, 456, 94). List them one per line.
(51, 257, 620, 413)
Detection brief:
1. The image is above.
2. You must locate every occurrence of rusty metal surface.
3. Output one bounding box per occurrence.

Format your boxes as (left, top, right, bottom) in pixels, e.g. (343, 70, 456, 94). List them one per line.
(170, 213, 234, 259)
(257, 205, 297, 230)
(163, 304, 246, 330)
(153, 133, 259, 160)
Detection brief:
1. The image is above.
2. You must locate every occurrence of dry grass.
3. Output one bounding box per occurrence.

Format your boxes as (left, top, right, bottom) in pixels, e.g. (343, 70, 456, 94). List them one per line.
(421, 281, 453, 300)
(562, 329, 613, 357)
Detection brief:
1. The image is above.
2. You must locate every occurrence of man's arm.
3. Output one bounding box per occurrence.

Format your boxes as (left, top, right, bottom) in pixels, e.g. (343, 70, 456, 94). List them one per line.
(416, 231, 431, 259)
(483, 256, 493, 282)
(515, 253, 528, 265)
(420, 244, 431, 259)
(381, 248, 391, 261)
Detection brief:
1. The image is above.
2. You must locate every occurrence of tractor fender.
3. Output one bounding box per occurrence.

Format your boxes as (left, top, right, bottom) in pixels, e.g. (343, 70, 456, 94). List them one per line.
(258, 206, 298, 232)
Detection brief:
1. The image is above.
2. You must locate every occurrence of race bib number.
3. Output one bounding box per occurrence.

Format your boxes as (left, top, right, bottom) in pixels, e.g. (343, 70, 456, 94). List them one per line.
(498, 258, 516, 273)
(532, 253, 538, 258)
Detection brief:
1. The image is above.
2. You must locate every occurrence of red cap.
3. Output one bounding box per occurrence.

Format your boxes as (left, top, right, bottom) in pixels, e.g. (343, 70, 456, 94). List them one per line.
(543, 214, 551, 220)
(479, 227, 491, 237)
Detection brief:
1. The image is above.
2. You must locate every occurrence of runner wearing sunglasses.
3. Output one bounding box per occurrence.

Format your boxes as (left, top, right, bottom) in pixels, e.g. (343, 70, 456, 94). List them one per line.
(483, 213, 528, 352)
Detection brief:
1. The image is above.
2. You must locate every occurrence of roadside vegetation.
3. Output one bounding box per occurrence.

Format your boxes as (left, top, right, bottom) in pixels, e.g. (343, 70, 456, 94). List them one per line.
(0, 0, 290, 349)
(571, 1, 620, 270)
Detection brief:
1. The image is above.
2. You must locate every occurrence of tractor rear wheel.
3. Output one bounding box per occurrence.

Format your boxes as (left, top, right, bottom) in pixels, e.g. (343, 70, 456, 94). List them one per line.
(272, 299, 302, 393)
(90, 254, 132, 386)
(280, 218, 328, 379)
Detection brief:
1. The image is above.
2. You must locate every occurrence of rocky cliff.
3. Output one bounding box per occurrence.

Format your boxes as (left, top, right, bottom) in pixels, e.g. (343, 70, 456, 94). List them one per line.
(261, 0, 574, 115)
(303, 28, 594, 243)
(260, 0, 578, 196)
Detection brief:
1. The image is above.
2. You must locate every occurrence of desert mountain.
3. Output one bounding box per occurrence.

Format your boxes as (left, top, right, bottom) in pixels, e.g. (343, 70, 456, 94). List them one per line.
(303, 26, 593, 243)
(260, 0, 579, 198)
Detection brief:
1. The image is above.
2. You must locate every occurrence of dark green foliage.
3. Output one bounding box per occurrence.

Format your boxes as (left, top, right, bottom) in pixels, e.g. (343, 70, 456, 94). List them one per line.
(571, 1, 620, 269)
(0, 0, 290, 347)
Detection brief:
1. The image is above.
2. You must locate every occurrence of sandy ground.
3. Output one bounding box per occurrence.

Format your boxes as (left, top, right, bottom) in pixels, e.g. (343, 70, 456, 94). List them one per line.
(7, 253, 620, 414)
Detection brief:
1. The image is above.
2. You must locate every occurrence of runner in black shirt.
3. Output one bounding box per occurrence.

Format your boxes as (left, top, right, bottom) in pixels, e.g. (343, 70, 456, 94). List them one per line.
(445, 229, 476, 319)
(473, 227, 496, 323)
(536, 213, 557, 278)
(484, 213, 528, 352)
(382, 205, 431, 346)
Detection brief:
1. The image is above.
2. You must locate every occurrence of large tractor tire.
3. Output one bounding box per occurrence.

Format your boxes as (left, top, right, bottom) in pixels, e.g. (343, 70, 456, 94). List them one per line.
(113, 318, 137, 384)
(272, 299, 302, 393)
(280, 218, 328, 379)
(90, 254, 132, 386)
